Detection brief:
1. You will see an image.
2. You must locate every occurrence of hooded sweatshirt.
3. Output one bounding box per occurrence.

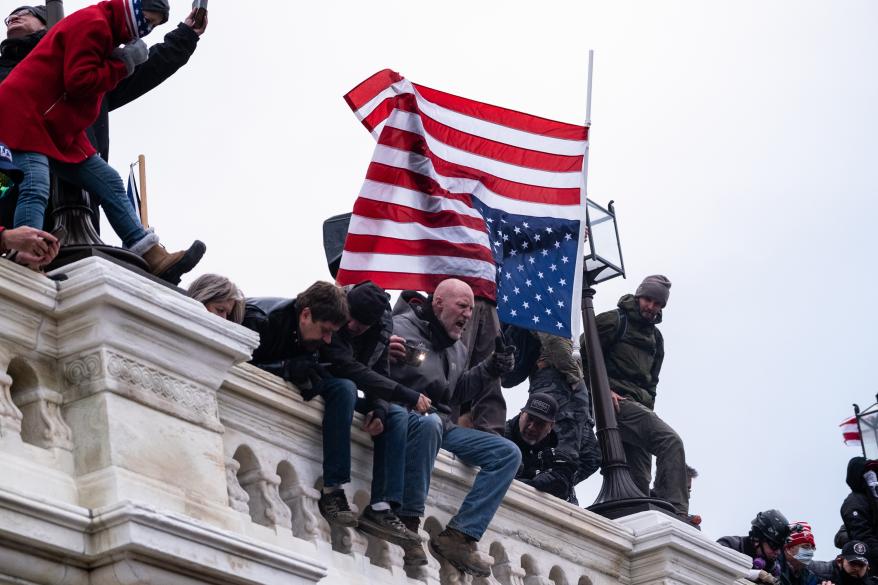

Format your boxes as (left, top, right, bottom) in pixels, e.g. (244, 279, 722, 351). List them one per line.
(0, 0, 134, 163)
(841, 457, 878, 569)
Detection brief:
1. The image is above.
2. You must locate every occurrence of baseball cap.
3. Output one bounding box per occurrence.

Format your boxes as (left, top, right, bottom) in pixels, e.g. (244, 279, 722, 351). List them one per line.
(521, 392, 558, 423)
(842, 540, 869, 564)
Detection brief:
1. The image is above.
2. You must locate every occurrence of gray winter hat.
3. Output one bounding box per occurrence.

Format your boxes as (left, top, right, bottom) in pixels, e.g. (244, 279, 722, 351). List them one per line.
(8, 5, 48, 24)
(141, 0, 169, 24)
(635, 275, 672, 307)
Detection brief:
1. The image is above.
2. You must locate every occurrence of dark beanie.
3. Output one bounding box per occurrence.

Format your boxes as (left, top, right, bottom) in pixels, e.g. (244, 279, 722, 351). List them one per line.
(9, 5, 48, 24)
(635, 275, 672, 307)
(347, 281, 389, 326)
(141, 0, 170, 24)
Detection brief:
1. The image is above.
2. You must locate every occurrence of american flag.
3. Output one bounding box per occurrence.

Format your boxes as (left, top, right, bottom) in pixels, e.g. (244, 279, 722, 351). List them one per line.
(339, 69, 589, 336)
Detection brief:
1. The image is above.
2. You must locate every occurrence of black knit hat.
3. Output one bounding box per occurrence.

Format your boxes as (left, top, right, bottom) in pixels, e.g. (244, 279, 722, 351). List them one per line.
(8, 5, 48, 25)
(347, 281, 389, 326)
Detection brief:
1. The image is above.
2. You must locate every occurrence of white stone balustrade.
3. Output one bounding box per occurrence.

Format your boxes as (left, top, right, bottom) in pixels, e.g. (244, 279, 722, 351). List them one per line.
(0, 257, 752, 585)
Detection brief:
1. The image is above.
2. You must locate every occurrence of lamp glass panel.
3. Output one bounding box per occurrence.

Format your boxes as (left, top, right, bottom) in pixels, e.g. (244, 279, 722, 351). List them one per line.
(587, 200, 621, 271)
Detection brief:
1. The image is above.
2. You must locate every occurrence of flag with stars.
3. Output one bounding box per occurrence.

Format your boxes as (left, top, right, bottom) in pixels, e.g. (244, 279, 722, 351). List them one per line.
(339, 69, 589, 336)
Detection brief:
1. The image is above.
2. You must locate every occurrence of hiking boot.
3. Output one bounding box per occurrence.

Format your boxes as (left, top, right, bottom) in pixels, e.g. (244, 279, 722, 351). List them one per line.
(141, 240, 206, 285)
(429, 527, 491, 577)
(317, 489, 358, 528)
(399, 515, 428, 566)
(358, 506, 421, 547)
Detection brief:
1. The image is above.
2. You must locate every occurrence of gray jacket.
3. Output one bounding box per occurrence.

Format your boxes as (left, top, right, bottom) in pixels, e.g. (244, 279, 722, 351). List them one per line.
(390, 296, 495, 424)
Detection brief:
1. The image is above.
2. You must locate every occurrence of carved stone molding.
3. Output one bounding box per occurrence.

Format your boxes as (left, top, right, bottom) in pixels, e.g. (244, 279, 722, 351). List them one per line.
(63, 350, 220, 429)
(224, 458, 250, 514)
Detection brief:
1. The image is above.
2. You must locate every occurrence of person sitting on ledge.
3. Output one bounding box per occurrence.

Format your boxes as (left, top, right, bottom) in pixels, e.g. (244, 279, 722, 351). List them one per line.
(387, 278, 520, 577)
(718, 509, 791, 584)
(504, 392, 580, 503)
(0, 0, 204, 283)
(242, 281, 361, 529)
(0, 142, 58, 268)
(318, 280, 432, 549)
(187, 273, 244, 323)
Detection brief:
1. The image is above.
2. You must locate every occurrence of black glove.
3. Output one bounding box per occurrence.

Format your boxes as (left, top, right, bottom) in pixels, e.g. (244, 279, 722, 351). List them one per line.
(529, 469, 573, 499)
(283, 354, 318, 385)
(485, 335, 516, 377)
(111, 39, 148, 76)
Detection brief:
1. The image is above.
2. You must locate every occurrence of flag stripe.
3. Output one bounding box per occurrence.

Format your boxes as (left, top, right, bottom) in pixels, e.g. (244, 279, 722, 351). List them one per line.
(372, 145, 584, 220)
(359, 179, 482, 220)
(348, 215, 490, 246)
(412, 82, 588, 141)
(352, 74, 587, 156)
(336, 268, 495, 301)
(366, 162, 475, 206)
(344, 68, 404, 112)
(339, 251, 496, 281)
(378, 128, 582, 204)
(391, 94, 585, 172)
(343, 233, 495, 263)
(352, 198, 487, 233)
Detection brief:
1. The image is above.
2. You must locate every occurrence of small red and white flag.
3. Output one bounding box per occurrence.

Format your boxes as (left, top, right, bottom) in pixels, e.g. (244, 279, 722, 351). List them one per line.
(841, 415, 862, 447)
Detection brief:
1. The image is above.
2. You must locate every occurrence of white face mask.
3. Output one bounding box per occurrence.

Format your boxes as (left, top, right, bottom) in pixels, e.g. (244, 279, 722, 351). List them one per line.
(794, 548, 815, 563)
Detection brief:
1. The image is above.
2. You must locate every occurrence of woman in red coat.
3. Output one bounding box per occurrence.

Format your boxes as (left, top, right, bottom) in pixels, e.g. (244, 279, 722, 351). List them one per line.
(0, 0, 204, 282)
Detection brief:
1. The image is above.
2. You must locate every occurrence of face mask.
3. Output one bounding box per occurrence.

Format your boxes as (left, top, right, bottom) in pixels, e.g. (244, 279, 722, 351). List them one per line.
(794, 548, 815, 562)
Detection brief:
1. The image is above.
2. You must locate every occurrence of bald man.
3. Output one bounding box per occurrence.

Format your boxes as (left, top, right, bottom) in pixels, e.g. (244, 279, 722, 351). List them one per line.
(385, 278, 520, 577)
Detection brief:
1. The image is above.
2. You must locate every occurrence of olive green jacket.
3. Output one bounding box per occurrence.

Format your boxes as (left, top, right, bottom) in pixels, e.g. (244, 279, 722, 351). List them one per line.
(536, 333, 583, 386)
(580, 294, 664, 410)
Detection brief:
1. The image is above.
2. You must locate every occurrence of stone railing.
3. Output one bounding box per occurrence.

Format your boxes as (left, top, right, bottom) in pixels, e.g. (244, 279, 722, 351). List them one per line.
(0, 256, 752, 585)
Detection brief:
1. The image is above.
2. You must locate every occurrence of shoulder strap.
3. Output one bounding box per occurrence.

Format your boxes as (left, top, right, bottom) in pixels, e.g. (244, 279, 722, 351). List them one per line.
(613, 308, 628, 345)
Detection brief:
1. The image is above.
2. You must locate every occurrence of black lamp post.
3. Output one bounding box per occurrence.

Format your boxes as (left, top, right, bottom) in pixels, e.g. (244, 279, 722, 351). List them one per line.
(579, 200, 677, 519)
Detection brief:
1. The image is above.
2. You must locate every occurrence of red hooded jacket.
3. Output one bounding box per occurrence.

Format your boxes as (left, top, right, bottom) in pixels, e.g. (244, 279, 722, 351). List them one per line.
(0, 0, 134, 163)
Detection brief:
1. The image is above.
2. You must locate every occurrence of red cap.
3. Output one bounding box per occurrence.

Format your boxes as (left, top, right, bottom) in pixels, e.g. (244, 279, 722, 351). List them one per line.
(786, 522, 815, 548)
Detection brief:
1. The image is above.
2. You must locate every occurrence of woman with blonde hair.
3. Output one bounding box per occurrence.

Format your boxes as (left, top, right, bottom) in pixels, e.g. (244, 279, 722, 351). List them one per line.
(187, 274, 244, 323)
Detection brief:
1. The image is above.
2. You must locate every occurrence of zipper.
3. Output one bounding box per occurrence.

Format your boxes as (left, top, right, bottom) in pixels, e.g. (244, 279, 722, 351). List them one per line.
(43, 93, 66, 116)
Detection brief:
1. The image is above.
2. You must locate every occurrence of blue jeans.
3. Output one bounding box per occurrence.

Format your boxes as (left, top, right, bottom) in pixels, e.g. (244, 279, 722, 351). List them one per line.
(370, 404, 409, 505)
(314, 377, 357, 488)
(400, 415, 521, 540)
(12, 151, 146, 247)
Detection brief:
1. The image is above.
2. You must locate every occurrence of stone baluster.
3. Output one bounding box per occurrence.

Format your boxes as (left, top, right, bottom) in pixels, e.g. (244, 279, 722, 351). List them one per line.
(0, 371, 22, 439)
(237, 468, 292, 532)
(279, 483, 323, 543)
(13, 386, 73, 451)
(224, 458, 250, 514)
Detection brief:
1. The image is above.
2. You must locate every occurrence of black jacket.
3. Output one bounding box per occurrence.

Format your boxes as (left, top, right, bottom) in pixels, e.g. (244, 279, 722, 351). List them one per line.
(716, 535, 780, 579)
(320, 306, 420, 407)
(504, 414, 575, 502)
(0, 30, 45, 83)
(809, 560, 875, 585)
(88, 23, 199, 160)
(243, 297, 313, 373)
(842, 457, 878, 568)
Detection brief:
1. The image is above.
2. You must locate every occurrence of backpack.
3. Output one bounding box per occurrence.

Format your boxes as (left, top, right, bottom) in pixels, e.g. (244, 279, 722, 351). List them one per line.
(499, 323, 541, 388)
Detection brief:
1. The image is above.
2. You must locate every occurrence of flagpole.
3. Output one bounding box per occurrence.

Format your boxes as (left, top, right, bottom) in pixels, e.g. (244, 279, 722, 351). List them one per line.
(571, 51, 594, 345)
(137, 154, 150, 228)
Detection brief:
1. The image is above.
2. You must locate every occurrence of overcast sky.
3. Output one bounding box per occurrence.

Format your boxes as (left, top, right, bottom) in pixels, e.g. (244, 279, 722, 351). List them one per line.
(37, 0, 878, 556)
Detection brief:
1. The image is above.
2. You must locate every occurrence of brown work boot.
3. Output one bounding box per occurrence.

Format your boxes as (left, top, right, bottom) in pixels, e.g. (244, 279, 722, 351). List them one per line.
(399, 515, 428, 566)
(141, 240, 206, 285)
(429, 526, 491, 577)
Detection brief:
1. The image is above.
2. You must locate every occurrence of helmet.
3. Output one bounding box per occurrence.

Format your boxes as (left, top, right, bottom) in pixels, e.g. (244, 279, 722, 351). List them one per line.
(750, 509, 791, 547)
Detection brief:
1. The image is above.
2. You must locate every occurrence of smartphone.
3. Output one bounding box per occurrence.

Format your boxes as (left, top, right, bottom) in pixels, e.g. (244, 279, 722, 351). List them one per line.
(50, 225, 67, 243)
(192, 0, 207, 28)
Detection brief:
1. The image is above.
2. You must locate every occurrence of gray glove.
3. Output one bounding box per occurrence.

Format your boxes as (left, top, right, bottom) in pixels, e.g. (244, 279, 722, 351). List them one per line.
(111, 39, 149, 76)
